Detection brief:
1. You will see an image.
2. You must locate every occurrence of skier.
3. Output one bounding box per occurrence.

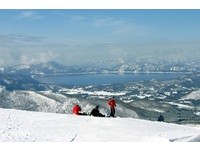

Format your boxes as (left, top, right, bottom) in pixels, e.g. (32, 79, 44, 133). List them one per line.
(158, 114, 164, 122)
(107, 96, 117, 117)
(72, 104, 87, 115)
(90, 105, 105, 117)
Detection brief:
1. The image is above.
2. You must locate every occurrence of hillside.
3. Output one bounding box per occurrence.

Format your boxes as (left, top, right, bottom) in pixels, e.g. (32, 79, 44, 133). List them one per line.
(1, 62, 200, 125)
(0, 108, 200, 142)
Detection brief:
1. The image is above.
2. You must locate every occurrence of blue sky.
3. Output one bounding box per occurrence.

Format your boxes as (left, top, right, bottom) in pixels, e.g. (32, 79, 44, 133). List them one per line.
(0, 10, 200, 66)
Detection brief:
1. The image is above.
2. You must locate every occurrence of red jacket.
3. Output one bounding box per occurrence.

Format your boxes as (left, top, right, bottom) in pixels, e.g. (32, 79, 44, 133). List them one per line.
(108, 98, 116, 109)
(72, 105, 81, 115)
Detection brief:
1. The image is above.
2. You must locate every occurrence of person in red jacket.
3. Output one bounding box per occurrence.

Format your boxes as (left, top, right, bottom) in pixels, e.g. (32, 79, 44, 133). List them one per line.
(72, 104, 81, 115)
(107, 96, 117, 117)
(72, 104, 87, 115)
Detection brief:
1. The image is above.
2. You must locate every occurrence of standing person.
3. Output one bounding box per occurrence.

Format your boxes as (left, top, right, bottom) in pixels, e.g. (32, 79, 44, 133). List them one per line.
(107, 96, 117, 117)
(90, 105, 105, 117)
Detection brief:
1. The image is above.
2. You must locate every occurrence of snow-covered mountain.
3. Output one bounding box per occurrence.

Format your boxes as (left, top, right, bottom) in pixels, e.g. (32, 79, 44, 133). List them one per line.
(4, 62, 66, 75)
(0, 108, 200, 142)
(0, 73, 47, 91)
(3, 60, 200, 75)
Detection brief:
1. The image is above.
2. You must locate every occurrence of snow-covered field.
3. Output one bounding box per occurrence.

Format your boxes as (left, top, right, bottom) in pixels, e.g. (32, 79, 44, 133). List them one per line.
(0, 108, 200, 142)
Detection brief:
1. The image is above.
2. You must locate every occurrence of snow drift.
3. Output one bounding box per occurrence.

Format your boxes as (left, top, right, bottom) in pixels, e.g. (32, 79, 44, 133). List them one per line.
(0, 108, 200, 142)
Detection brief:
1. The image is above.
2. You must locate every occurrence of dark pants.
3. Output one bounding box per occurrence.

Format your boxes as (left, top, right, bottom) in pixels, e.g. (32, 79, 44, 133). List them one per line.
(110, 107, 115, 117)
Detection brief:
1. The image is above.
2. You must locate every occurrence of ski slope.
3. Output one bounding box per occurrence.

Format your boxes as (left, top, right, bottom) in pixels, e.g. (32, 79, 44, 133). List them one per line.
(0, 108, 200, 142)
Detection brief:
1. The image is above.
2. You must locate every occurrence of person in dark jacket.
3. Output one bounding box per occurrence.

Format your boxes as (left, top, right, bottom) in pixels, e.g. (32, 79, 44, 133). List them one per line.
(90, 105, 105, 117)
(158, 114, 164, 122)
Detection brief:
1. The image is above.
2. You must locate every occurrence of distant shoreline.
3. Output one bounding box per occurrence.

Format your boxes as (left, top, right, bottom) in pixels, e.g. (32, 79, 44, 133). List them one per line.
(33, 71, 189, 86)
(32, 71, 192, 76)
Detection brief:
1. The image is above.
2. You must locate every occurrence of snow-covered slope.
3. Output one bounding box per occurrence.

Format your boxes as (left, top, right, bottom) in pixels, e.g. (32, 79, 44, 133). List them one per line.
(0, 108, 200, 142)
(0, 90, 139, 118)
(182, 90, 200, 100)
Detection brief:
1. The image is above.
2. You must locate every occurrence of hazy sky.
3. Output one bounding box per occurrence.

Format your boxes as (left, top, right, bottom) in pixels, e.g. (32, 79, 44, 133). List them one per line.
(0, 9, 200, 66)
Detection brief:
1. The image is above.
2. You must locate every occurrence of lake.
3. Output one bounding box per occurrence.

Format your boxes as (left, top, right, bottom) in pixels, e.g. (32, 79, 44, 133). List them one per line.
(34, 72, 186, 86)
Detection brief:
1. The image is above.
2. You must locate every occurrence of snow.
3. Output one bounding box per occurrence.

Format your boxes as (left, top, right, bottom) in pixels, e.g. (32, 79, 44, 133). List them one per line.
(0, 67, 4, 72)
(0, 108, 200, 142)
(157, 95, 167, 99)
(61, 88, 127, 96)
(166, 102, 194, 109)
(194, 112, 200, 116)
(164, 92, 171, 96)
(9, 91, 63, 113)
(4, 79, 12, 84)
(0, 86, 5, 92)
(14, 64, 31, 70)
(182, 90, 200, 100)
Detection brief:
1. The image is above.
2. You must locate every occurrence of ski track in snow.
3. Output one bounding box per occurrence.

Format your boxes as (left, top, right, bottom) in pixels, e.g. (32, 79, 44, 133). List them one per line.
(0, 108, 200, 142)
(70, 133, 77, 142)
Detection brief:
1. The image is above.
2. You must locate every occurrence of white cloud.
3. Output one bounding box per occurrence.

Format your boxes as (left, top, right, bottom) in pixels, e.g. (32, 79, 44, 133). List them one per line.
(21, 11, 34, 17)
(18, 11, 43, 20)
(0, 59, 5, 66)
(93, 17, 149, 36)
(20, 54, 31, 64)
(93, 17, 124, 27)
(20, 51, 57, 65)
(70, 15, 87, 21)
(0, 49, 17, 66)
(0, 34, 45, 44)
(39, 51, 55, 63)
